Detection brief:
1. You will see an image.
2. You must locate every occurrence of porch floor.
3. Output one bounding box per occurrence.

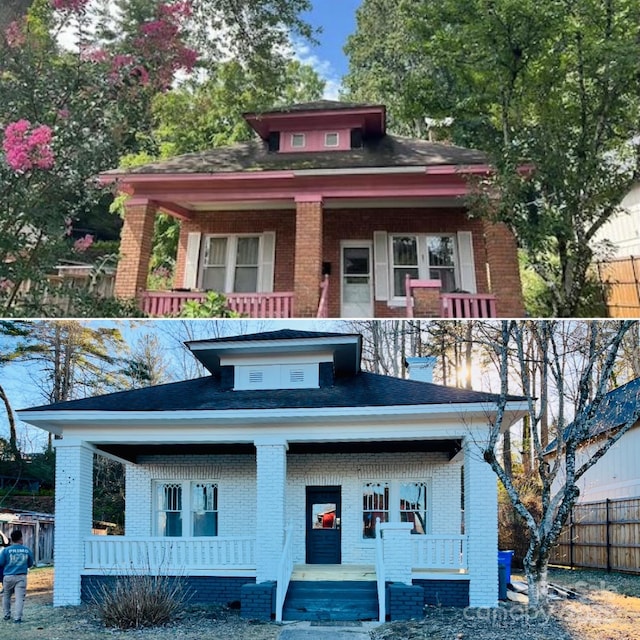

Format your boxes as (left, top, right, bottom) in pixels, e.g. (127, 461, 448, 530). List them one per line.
(291, 564, 376, 582)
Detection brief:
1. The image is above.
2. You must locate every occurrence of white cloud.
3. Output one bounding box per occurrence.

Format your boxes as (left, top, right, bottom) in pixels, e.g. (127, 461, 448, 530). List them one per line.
(291, 38, 342, 100)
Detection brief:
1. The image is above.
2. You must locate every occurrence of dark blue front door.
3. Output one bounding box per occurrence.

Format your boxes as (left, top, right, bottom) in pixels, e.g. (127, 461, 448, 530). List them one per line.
(306, 486, 341, 564)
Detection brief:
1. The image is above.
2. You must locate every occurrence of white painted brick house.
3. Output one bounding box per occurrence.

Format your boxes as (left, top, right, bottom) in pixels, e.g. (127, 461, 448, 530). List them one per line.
(18, 329, 526, 621)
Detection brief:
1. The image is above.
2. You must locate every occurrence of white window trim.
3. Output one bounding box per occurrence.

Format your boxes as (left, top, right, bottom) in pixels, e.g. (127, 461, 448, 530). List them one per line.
(199, 234, 262, 293)
(361, 479, 431, 541)
(325, 132, 340, 147)
(154, 480, 218, 537)
(291, 133, 306, 148)
(387, 233, 460, 305)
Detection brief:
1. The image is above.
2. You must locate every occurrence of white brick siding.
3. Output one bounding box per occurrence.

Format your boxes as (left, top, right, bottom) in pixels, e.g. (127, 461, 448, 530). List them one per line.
(54, 440, 94, 606)
(464, 437, 498, 607)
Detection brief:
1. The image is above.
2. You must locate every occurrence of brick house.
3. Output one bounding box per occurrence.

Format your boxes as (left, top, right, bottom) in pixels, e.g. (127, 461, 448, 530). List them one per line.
(101, 101, 525, 318)
(19, 329, 526, 621)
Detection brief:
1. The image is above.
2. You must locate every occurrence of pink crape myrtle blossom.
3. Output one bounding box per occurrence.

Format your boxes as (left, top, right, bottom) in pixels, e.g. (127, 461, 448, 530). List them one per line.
(74, 234, 94, 253)
(0, 278, 15, 292)
(51, 0, 91, 13)
(3, 120, 55, 172)
(5, 20, 26, 48)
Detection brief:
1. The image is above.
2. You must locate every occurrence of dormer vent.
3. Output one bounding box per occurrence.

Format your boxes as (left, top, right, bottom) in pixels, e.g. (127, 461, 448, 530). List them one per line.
(249, 370, 264, 384)
(235, 363, 319, 390)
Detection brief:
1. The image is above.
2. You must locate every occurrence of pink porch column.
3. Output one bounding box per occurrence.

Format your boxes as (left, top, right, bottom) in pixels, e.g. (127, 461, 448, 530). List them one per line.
(114, 199, 157, 299)
(294, 196, 323, 317)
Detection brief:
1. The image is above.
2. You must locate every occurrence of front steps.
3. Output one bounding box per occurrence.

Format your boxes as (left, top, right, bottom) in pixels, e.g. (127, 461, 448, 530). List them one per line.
(282, 565, 378, 622)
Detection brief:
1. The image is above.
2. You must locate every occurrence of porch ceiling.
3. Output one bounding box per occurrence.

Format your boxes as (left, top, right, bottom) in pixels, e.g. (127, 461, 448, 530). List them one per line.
(96, 439, 462, 464)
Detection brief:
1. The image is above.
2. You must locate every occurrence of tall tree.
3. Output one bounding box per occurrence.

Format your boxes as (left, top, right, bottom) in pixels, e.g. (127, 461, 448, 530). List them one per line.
(484, 320, 639, 606)
(344, 0, 640, 316)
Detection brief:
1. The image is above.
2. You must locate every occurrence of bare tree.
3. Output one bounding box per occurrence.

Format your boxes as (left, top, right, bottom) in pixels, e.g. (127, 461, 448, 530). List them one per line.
(484, 320, 640, 607)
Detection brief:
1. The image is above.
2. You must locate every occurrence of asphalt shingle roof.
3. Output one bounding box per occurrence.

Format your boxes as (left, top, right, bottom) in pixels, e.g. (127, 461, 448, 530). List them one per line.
(23, 371, 513, 413)
(545, 377, 640, 452)
(104, 135, 488, 176)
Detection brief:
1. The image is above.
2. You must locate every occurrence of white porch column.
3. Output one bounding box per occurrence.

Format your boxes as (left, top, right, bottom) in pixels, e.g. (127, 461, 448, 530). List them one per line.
(464, 435, 498, 607)
(255, 438, 288, 583)
(380, 522, 414, 583)
(125, 463, 152, 536)
(53, 439, 95, 606)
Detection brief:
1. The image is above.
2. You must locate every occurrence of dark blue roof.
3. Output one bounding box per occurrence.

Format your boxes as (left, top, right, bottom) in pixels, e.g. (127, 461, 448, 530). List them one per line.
(22, 371, 515, 413)
(546, 377, 640, 453)
(186, 329, 357, 345)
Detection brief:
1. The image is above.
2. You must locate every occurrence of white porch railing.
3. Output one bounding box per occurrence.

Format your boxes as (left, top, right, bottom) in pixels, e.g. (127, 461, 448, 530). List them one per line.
(84, 536, 256, 573)
(411, 534, 468, 571)
(275, 524, 294, 623)
(375, 517, 386, 623)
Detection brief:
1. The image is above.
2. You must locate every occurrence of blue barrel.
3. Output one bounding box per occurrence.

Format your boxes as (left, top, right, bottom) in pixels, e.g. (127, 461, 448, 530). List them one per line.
(498, 562, 507, 600)
(498, 550, 514, 584)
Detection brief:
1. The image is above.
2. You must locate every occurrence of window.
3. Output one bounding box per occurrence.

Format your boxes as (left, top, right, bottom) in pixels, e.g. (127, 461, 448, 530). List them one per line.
(201, 235, 260, 293)
(291, 133, 306, 148)
(390, 235, 457, 297)
(362, 480, 430, 539)
(400, 482, 428, 534)
(325, 132, 339, 147)
(192, 482, 218, 537)
(155, 482, 218, 537)
(362, 482, 389, 538)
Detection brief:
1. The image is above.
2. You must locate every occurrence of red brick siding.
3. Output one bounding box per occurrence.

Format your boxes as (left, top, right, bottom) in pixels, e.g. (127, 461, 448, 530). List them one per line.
(174, 210, 296, 292)
(322, 208, 489, 318)
(114, 202, 157, 298)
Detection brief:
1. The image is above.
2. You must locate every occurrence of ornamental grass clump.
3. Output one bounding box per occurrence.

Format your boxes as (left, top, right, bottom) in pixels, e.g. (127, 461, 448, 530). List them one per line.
(92, 574, 190, 629)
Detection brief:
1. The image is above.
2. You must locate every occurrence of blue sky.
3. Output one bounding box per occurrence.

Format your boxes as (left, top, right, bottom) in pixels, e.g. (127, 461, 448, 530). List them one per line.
(297, 0, 362, 98)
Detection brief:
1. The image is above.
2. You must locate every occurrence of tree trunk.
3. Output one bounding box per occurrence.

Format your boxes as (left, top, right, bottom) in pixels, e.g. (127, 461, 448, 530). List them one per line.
(0, 383, 21, 461)
(523, 551, 550, 608)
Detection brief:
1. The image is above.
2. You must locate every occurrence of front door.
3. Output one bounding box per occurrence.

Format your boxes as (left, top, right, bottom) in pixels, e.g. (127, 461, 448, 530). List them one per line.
(341, 243, 374, 317)
(306, 486, 341, 564)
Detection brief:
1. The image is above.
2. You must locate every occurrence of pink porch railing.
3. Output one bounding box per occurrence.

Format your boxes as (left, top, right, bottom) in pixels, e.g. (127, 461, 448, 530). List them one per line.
(316, 274, 330, 318)
(141, 290, 294, 318)
(440, 293, 497, 318)
(406, 276, 497, 318)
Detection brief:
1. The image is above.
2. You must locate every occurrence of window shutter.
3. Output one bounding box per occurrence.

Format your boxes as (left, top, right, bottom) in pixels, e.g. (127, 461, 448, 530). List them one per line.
(457, 231, 477, 294)
(259, 231, 276, 293)
(373, 231, 389, 301)
(183, 232, 201, 289)
(268, 132, 280, 152)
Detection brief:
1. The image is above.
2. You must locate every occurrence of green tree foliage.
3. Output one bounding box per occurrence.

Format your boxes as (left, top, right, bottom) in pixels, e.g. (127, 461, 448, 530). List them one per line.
(0, 0, 315, 316)
(344, 0, 640, 316)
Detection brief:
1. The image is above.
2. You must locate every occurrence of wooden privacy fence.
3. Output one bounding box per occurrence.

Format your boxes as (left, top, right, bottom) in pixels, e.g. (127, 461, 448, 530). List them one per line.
(550, 497, 640, 573)
(595, 257, 640, 317)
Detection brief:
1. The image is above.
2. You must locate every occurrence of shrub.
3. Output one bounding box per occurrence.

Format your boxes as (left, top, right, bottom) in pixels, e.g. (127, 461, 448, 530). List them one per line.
(92, 574, 190, 629)
(179, 291, 240, 318)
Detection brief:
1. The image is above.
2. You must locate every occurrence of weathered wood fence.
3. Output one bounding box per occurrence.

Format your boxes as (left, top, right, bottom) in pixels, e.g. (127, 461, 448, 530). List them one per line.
(0, 516, 54, 565)
(550, 497, 640, 573)
(595, 257, 640, 317)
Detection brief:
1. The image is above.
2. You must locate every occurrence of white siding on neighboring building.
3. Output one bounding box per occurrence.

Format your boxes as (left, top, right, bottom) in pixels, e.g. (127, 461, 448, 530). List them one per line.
(593, 184, 640, 257)
(551, 424, 640, 503)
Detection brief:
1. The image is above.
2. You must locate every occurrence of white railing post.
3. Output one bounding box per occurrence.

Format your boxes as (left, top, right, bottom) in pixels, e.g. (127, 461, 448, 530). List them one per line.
(275, 523, 294, 623)
(375, 517, 386, 623)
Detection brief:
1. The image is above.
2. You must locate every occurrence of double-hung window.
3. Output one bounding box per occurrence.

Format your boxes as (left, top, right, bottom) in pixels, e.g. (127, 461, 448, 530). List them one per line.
(156, 481, 218, 537)
(390, 235, 457, 297)
(201, 235, 260, 293)
(362, 480, 430, 538)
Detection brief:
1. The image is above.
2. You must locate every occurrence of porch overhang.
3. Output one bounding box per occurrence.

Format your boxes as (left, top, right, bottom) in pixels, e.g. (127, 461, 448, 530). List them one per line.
(18, 399, 528, 436)
(99, 164, 492, 216)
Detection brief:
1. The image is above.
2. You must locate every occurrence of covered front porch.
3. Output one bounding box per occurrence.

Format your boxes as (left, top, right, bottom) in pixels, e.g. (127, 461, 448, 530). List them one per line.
(54, 434, 497, 620)
(107, 172, 522, 319)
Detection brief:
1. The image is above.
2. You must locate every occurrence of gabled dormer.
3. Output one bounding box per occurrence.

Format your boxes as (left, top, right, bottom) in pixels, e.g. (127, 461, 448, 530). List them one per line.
(185, 329, 362, 391)
(243, 101, 386, 153)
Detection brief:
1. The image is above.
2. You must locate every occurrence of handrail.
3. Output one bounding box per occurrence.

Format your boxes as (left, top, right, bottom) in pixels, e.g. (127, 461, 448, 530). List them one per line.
(316, 274, 330, 318)
(375, 517, 386, 623)
(275, 523, 294, 623)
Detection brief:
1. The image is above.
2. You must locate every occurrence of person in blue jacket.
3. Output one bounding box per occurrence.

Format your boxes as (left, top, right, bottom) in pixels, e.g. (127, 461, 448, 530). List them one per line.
(0, 530, 35, 623)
